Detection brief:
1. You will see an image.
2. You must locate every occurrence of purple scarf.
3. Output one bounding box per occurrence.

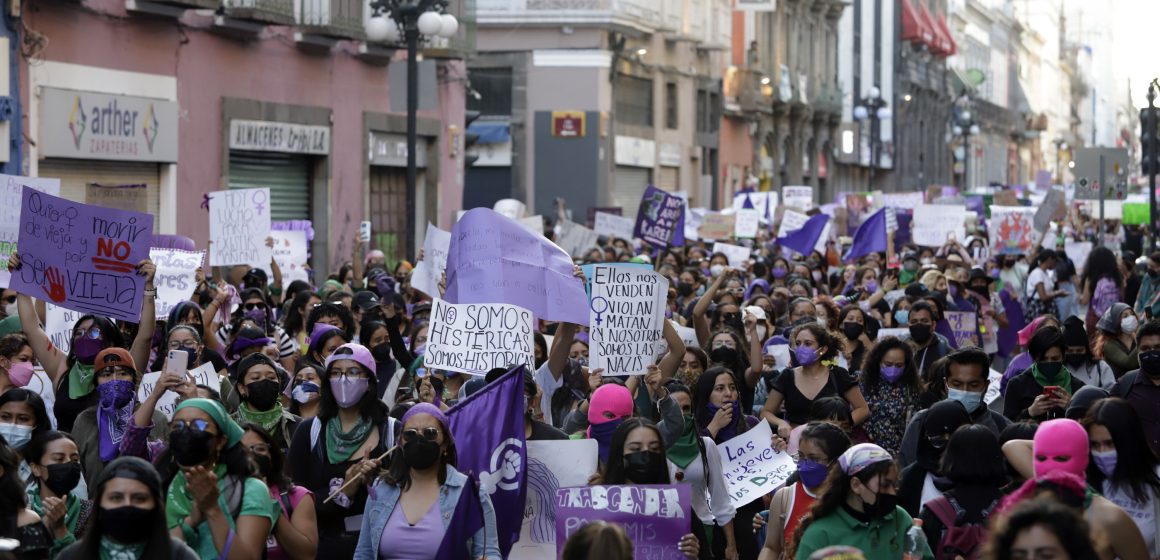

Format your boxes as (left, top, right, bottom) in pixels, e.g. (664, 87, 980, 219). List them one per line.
(96, 380, 136, 462)
(706, 401, 743, 442)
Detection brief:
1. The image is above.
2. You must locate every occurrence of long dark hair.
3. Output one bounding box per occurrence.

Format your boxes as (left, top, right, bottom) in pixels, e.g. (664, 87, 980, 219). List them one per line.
(74, 457, 171, 559)
(0, 389, 52, 445)
(283, 290, 316, 337)
(692, 367, 749, 441)
(986, 498, 1101, 560)
(318, 347, 388, 426)
(860, 336, 921, 395)
(240, 422, 289, 489)
(1081, 246, 1123, 292)
(306, 303, 356, 341)
(789, 459, 898, 559)
(1082, 398, 1160, 503)
(0, 439, 26, 521)
(790, 322, 842, 362)
(66, 315, 123, 366)
(602, 418, 670, 486)
(798, 422, 852, 463)
(23, 430, 74, 471)
(382, 417, 457, 491)
(941, 424, 1007, 488)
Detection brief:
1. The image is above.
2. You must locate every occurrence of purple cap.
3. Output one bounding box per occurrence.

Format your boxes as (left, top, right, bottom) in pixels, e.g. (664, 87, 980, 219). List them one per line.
(308, 323, 340, 347)
(324, 342, 376, 375)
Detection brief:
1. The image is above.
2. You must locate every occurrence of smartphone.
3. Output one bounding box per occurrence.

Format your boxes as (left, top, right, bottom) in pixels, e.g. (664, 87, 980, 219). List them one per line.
(359, 221, 372, 243)
(165, 349, 189, 376)
(1043, 385, 1061, 398)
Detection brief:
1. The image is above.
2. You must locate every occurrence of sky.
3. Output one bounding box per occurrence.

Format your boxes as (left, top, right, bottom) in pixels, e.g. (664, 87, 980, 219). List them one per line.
(1114, 0, 1160, 106)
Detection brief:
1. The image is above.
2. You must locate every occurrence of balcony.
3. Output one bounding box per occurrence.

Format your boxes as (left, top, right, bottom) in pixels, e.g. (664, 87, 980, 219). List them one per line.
(477, 0, 664, 35)
(125, 0, 219, 19)
(223, 0, 295, 24)
(296, 0, 366, 40)
(723, 67, 768, 115)
(812, 84, 843, 116)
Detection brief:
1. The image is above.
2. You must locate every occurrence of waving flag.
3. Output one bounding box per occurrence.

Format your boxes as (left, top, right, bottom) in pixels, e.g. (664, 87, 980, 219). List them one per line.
(843, 207, 888, 262)
(777, 213, 830, 256)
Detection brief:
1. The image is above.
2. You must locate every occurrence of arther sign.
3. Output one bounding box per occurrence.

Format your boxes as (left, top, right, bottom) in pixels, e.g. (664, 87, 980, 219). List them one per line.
(40, 87, 178, 163)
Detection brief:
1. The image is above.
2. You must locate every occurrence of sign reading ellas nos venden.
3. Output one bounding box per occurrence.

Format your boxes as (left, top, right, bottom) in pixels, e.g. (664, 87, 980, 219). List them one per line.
(41, 87, 178, 162)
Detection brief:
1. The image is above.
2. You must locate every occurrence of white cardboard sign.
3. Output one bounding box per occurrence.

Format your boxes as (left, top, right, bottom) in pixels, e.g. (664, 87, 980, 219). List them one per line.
(713, 242, 751, 269)
(150, 249, 204, 321)
(424, 298, 535, 375)
(593, 211, 636, 241)
(136, 362, 222, 419)
(410, 223, 452, 298)
(587, 265, 668, 376)
(717, 421, 795, 507)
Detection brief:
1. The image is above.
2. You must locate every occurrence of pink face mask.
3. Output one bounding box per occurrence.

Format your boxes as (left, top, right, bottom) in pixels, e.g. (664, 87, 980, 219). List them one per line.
(6, 361, 34, 387)
(587, 384, 633, 426)
(1033, 419, 1089, 479)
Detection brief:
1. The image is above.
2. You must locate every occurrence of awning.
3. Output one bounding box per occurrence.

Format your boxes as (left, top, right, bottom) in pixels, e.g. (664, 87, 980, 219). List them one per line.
(468, 121, 511, 145)
(919, 2, 948, 56)
(901, 0, 924, 43)
(937, 12, 957, 56)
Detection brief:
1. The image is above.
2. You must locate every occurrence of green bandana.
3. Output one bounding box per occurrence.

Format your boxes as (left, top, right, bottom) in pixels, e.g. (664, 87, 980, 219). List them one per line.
(325, 416, 373, 464)
(1031, 363, 1072, 396)
(174, 398, 244, 448)
(237, 403, 284, 435)
(99, 536, 146, 560)
(68, 361, 96, 399)
(667, 414, 700, 469)
(26, 480, 82, 535)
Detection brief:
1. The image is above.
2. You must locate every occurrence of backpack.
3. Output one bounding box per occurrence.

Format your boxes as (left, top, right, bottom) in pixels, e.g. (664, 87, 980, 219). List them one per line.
(926, 495, 988, 560)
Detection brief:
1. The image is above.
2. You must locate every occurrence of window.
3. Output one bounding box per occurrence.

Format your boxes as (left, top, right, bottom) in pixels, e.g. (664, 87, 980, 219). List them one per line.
(696, 89, 720, 134)
(615, 75, 654, 127)
(467, 67, 513, 116)
(665, 82, 678, 129)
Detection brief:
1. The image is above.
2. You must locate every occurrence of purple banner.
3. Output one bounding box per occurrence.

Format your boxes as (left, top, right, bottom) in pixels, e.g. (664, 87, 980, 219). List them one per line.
(447, 367, 528, 557)
(446, 208, 589, 326)
(633, 186, 686, 247)
(13, 187, 154, 322)
(555, 485, 692, 559)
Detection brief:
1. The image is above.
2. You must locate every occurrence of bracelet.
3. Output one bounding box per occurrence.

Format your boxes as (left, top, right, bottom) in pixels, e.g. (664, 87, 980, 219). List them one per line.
(143, 288, 158, 297)
(269, 286, 283, 296)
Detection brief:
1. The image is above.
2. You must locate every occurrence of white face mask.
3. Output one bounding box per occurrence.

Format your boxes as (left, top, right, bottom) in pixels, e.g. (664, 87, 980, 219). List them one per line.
(2, 302, 14, 318)
(756, 325, 768, 341)
(816, 317, 827, 327)
(1122, 316, 1139, 334)
(710, 264, 726, 277)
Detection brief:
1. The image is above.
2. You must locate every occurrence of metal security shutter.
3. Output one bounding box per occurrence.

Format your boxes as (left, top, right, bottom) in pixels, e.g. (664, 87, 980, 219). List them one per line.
(228, 151, 311, 221)
(369, 167, 425, 264)
(611, 166, 651, 219)
(657, 167, 679, 192)
(39, 159, 161, 232)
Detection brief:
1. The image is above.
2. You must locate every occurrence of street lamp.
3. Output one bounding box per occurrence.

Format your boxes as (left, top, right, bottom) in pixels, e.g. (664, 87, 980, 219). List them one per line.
(365, 1, 459, 258)
(853, 86, 888, 188)
(953, 95, 979, 191)
(1052, 139, 1068, 185)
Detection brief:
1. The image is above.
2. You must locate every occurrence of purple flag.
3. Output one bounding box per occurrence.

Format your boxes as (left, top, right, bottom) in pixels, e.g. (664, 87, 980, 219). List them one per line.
(12, 187, 154, 322)
(741, 193, 755, 209)
(555, 485, 692, 559)
(633, 185, 686, 248)
(445, 208, 589, 325)
(777, 214, 829, 256)
(997, 288, 1025, 358)
(842, 207, 887, 263)
(446, 366, 528, 557)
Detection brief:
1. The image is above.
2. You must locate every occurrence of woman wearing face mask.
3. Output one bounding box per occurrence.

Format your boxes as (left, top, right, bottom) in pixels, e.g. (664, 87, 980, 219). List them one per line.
(231, 354, 299, 452)
(897, 400, 971, 517)
(56, 456, 199, 559)
(0, 333, 34, 396)
(837, 306, 875, 372)
(598, 418, 702, 559)
(212, 288, 296, 371)
(149, 302, 229, 374)
(1004, 326, 1086, 422)
(762, 323, 869, 440)
(757, 422, 852, 560)
(0, 388, 51, 468)
(0, 437, 52, 558)
(704, 328, 761, 413)
(666, 382, 739, 560)
(241, 424, 319, 560)
(573, 383, 634, 465)
(1093, 303, 1140, 378)
(24, 431, 89, 554)
(164, 398, 276, 559)
(358, 320, 399, 401)
(288, 343, 397, 557)
(858, 338, 921, 456)
(72, 348, 169, 490)
(1078, 246, 1124, 337)
(1080, 398, 1160, 557)
(917, 424, 1007, 553)
(790, 443, 932, 560)
(1061, 317, 1116, 390)
(289, 363, 322, 421)
(677, 347, 709, 388)
(9, 254, 155, 433)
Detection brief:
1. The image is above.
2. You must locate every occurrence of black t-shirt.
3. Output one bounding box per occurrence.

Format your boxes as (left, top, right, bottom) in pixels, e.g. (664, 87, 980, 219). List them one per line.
(770, 365, 857, 425)
(528, 420, 569, 441)
(1002, 370, 1086, 422)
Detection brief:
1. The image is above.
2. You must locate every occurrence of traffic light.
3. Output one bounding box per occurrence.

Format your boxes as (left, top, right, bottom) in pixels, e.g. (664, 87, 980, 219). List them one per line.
(1142, 107, 1159, 176)
(463, 110, 481, 168)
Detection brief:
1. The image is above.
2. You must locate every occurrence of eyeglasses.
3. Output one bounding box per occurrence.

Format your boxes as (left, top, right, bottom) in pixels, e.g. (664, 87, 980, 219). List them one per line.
(73, 326, 102, 340)
(168, 340, 199, 350)
(243, 303, 267, 311)
(248, 444, 270, 455)
(331, 367, 368, 379)
(171, 419, 216, 434)
(402, 427, 441, 443)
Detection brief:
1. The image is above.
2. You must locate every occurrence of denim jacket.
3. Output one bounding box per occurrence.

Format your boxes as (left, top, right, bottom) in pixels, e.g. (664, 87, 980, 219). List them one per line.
(353, 465, 500, 559)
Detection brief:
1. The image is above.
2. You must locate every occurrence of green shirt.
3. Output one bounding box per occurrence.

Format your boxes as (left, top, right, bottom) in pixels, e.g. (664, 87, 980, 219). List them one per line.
(795, 505, 933, 560)
(165, 466, 277, 560)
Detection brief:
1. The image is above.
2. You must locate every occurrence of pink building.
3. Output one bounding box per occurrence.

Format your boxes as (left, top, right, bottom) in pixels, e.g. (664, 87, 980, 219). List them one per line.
(20, 0, 470, 277)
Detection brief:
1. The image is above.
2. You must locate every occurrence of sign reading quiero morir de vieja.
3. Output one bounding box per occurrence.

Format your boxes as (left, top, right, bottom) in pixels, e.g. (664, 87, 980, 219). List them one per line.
(40, 87, 178, 162)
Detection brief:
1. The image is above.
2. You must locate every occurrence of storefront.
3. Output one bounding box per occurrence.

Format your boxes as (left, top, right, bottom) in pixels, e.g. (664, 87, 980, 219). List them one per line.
(227, 119, 329, 222)
(367, 131, 427, 263)
(657, 143, 682, 192)
(37, 86, 179, 230)
(612, 135, 655, 217)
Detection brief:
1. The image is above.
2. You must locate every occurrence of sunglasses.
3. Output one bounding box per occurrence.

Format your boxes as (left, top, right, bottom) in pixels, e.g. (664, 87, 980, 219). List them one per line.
(402, 427, 440, 443)
(243, 303, 267, 311)
(171, 419, 216, 434)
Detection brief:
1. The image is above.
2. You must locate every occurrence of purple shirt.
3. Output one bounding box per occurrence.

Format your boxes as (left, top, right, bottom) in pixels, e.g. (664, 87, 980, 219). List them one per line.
(1001, 352, 1033, 396)
(379, 500, 445, 559)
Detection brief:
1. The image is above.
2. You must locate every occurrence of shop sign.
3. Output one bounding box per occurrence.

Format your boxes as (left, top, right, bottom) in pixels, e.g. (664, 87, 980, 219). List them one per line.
(41, 87, 178, 162)
(229, 119, 330, 155)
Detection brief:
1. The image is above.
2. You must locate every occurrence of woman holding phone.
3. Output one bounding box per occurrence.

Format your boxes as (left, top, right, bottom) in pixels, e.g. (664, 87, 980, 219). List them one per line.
(1003, 326, 1087, 422)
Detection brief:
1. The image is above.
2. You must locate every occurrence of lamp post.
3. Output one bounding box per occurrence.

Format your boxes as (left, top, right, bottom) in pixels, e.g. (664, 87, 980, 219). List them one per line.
(365, 1, 459, 259)
(1053, 138, 1068, 185)
(952, 95, 979, 191)
(853, 86, 889, 189)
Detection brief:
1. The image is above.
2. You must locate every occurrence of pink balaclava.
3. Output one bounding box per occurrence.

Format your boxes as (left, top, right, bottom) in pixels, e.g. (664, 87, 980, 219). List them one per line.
(1032, 419, 1089, 479)
(588, 384, 633, 425)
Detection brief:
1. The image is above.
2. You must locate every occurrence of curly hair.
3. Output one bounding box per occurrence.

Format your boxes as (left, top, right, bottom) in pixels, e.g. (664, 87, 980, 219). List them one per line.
(790, 322, 842, 363)
(860, 336, 921, 396)
(985, 498, 1101, 560)
(813, 296, 841, 331)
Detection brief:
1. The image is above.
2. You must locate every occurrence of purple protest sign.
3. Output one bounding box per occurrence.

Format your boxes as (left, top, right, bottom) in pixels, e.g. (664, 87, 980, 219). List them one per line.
(12, 187, 154, 322)
(633, 186, 686, 247)
(555, 485, 691, 559)
(446, 208, 589, 325)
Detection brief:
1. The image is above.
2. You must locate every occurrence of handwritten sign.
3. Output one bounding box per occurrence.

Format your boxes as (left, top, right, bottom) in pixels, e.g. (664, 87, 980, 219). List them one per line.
(12, 188, 153, 322)
(86, 183, 147, 214)
(985, 368, 1003, 405)
(782, 186, 814, 211)
(945, 311, 980, 348)
(0, 176, 60, 287)
(411, 223, 452, 298)
(208, 188, 272, 266)
(518, 215, 544, 236)
(712, 242, 751, 269)
(136, 363, 222, 419)
(593, 211, 636, 241)
(989, 206, 1036, 256)
(149, 248, 204, 321)
(555, 220, 600, 258)
(25, 366, 56, 429)
(587, 265, 668, 376)
(555, 485, 691, 560)
(424, 298, 535, 375)
(634, 186, 686, 247)
(698, 213, 735, 241)
(510, 440, 599, 560)
(912, 204, 967, 247)
(734, 208, 760, 238)
(493, 198, 527, 220)
(45, 304, 81, 357)
(880, 191, 925, 209)
(717, 421, 794, 507)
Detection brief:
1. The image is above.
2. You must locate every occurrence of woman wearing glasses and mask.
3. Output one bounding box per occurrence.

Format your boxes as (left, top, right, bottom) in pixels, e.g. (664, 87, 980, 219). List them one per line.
(353, 403, 499, 559)
(288, 343, 397, 558)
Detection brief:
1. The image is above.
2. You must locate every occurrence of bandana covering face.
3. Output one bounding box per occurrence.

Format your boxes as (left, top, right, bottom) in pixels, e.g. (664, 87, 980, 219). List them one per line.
(1033, 419, 1089, 479)
(96, 380, 136, 462)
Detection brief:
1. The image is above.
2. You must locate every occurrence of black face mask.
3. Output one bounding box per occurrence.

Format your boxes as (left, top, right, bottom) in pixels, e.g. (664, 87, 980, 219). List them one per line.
(1037, 362, 1063, 378)
(969, 284, 989, 295)
(252, 453, 272, 478)
(1141, 350, 1160, 378)
(677, 283, 695, 297)
(371, 343, 392, 362)
(169, 427, 217, 467)
(43, 462, 82, 496)
(622, 450, 667, 484)
(101, 506, 155, 543)
(1064, 353, 1086, 368)
(864, 490, 899, 518)
(710, 346, 740, 365)
(722, 313, 743, 332)
(403, 439, 441, 470)
(909, 324, 933, 344)
(243, 379, 282, 410)
(841, 322, 864, 341)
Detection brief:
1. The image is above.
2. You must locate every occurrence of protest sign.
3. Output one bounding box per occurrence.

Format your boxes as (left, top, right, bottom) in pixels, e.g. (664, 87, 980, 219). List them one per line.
(1079, 200, 1124, 220)
(510, 440, 599, 560)
(734, 208, 760, 238)
(717, 421, 795, 507)
(12, 187, 154, 322)
(208, 188, 272, 267)
(25, 367, 56, 428)
(684, 207, 705, 241)
(262, 230, 308, 285)
(518, 215, 544, 235)
(993, 190, 1018, 206)
(86, 183, 147, 214)
(556, 485, 691, 560)
(732, 191, 777, 214)
(699, 213, 736, 241)
(633, 186, 686, 247)
(883, 289, 906, 308)
(944, 311, 980, 348)
(424, 298, 535, 375)
(593, 211, 636, 241)
(783, 186, 813, 211)
(880, 191, 925, 209)
(912, 204, 967, 247)
(671, 320, 698, 349)
(985, 368, 1004, 405)
(149, 248, 204, 321)
(587, 265, 668, 376)
(713, 242, 751, 269)
(45, 304, 81, 356)
(445, 209, 589, 325)
(1034, 188, 1066, 231)
(877, 328, 910, 341)
(0, 175, 60, 287)
(989, 206, 1036, 256)
(555, 220, 600, 258)
(494, 198, 527, 220)
(410, 223, 452, 298)
(136, 363, 221, 419)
